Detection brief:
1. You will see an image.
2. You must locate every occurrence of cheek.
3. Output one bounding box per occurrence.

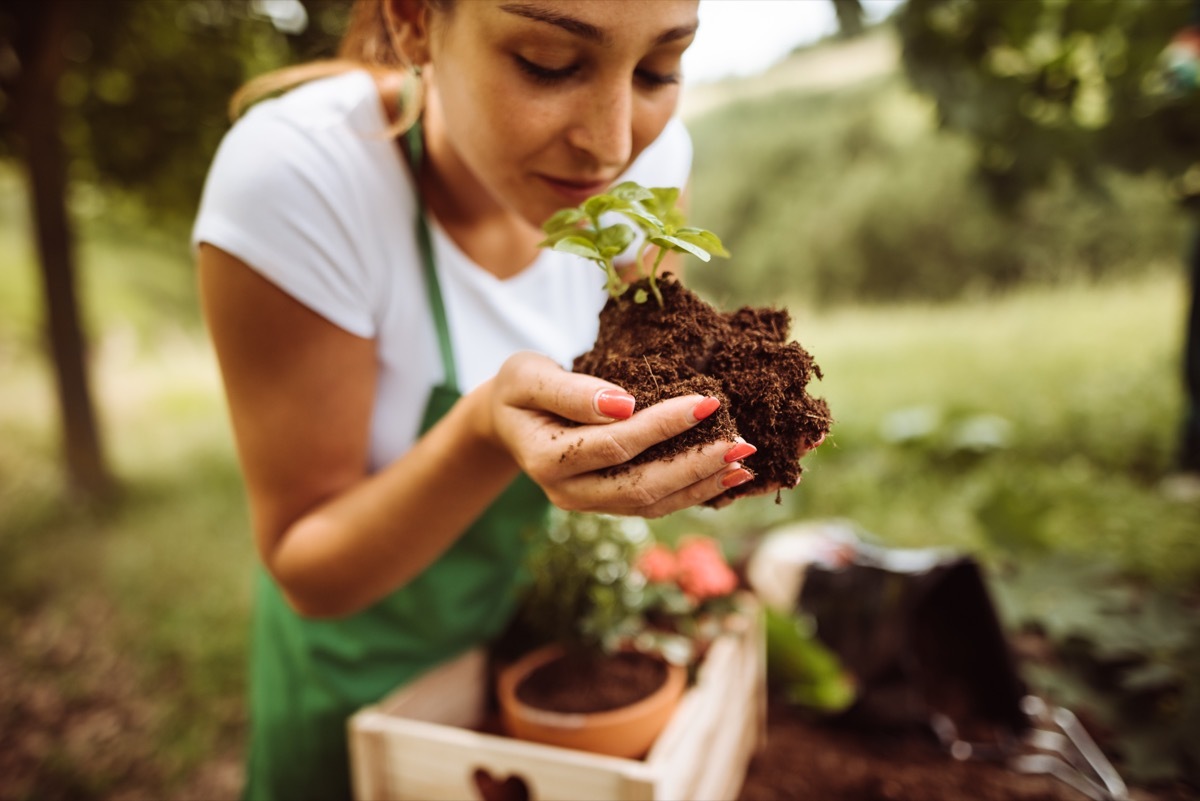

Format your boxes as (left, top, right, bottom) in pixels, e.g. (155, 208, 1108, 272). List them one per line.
(456, 76, 560, 165)
(631, 92, 681, 160)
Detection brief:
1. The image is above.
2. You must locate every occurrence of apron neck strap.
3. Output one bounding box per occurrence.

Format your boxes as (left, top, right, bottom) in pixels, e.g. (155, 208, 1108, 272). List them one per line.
(402, 121, 459, 395)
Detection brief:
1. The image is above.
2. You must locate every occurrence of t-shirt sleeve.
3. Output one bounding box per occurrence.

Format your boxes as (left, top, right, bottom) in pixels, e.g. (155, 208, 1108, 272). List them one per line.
(192, 109, 379, 338)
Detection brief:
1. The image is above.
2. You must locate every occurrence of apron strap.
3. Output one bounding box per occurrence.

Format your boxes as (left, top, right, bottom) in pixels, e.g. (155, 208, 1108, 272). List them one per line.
(402, 122, 459, 395)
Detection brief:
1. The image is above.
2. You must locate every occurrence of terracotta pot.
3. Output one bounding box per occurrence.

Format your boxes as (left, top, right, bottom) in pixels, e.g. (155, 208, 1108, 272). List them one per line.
(496, 644, 688, 759)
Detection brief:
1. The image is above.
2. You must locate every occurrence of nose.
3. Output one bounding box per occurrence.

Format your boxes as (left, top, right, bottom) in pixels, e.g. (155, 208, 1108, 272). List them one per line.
(565, 76, 633, 170)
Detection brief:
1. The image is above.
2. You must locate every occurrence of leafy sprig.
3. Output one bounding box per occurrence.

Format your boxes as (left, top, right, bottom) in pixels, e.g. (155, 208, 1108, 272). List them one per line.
(538, 181, 730, 307)
(519, 511, 745, 667)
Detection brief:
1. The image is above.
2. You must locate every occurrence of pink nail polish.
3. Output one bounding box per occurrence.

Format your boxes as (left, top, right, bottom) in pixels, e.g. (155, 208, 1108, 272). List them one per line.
(596, 389, 635, 420)
(721, 468, 753, 489)
(692, 396, 720, 422)
(724, 441, 757, 463)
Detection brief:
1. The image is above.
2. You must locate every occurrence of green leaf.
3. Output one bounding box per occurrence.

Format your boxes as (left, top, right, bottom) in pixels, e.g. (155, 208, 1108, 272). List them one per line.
(596, 223, 635, 256)
(552, 236, 603, 260)
(672, 227, 731, 258)
(764, 608, 856, 714)
(610, 181, 655, 203)
(650, 234, 712, 262)
(583, 194, 628, 219)
(650, 186, 679, 206)
(617, 205, 666, 233)
(634, 288, 649, 303)
(541, 207, 587, 234)
(647, 188, 687, 229)
(539, 230, 586, 249)
(645, 187, 680, 217)
(538, 225, 596, 248)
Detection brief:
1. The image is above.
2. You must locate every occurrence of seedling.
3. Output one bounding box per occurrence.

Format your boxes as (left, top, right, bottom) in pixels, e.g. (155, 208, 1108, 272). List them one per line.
(538, 181, 730, 307)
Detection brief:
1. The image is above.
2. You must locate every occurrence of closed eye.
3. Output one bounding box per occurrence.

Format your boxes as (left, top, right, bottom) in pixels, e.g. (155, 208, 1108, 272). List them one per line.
(516, 55, 679, 90)
(515, 55, 578, 85)
(636, 68, 679, 88)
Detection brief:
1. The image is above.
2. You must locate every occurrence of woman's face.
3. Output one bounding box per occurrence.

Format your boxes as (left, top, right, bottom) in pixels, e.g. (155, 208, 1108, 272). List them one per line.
(423, 0, 699, 228)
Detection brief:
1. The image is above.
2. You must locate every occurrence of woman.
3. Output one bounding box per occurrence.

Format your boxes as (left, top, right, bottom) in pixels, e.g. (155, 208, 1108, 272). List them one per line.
(193, 1, 767, 798)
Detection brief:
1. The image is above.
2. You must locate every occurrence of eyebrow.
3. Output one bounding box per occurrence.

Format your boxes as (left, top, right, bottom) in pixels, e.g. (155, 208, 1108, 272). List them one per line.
(498, 3, 697, 47)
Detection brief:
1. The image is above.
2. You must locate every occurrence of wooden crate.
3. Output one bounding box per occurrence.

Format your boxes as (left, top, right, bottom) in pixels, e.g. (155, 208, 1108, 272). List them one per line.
(349, 604, 766, 801)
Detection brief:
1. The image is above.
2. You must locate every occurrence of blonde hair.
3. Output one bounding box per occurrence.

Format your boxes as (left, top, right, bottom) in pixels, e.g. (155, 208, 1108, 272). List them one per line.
(228, 0, 443, 123)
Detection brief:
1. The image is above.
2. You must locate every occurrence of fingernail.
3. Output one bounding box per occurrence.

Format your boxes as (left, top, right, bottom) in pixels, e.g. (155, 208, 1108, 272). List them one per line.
(595, 389, 636, 420)
(691, 396, 721, 423)
(809, 432, 827, 449)
(720, 467, 754, 489)
(724, 439, 757, 463)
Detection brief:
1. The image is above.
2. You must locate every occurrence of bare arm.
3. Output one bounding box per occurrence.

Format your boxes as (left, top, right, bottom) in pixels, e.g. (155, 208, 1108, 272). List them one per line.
(199, 245, 526, 617)
(199, 245, 748, 618)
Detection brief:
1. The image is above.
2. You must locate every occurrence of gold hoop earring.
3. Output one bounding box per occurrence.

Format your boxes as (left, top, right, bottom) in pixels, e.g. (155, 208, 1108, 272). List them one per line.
(396, 64, 425, 133)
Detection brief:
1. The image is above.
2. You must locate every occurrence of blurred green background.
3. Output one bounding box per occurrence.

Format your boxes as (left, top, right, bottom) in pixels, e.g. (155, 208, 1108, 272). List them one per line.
(2, 0, 1199, 799)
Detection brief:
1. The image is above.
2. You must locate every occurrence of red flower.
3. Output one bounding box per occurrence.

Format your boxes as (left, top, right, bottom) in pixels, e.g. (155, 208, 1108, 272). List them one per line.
(675, 537, 738, 600)
(638, 544, 678, 584)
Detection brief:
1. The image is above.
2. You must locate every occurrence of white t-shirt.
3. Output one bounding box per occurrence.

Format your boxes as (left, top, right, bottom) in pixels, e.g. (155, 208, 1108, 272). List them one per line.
(193, 70, 692, 472)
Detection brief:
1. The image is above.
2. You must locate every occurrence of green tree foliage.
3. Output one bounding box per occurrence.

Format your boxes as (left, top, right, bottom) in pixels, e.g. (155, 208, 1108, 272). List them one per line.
(0, 0, 348, 497)
(896, 0, 1200, 206)
(0, 0, 351, 224)
(685, 74, 1186, 308)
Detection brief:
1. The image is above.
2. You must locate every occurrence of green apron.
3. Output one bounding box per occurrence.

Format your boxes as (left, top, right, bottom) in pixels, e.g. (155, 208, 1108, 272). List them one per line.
(242, 124, 550, 801)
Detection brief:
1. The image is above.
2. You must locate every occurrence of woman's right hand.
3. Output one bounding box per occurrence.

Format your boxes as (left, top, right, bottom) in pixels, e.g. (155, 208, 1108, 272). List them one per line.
(478, 351, 756, 518)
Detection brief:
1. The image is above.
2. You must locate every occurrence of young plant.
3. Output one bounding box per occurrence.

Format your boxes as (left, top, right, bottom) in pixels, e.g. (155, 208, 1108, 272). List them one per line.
(518, 511, 744, 667)
(538, 181, 730, 307)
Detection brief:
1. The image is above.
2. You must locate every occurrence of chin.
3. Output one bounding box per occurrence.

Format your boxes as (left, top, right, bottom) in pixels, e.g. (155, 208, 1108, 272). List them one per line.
(517, 195, 570, 230)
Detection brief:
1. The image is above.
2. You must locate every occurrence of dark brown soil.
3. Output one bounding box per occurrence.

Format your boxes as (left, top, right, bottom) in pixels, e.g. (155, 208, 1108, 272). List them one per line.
(740, 700, 1077, 801)
(739, 698, 1196, 801)
(514, 650, 668, 714)
(573, 275, 831, 503)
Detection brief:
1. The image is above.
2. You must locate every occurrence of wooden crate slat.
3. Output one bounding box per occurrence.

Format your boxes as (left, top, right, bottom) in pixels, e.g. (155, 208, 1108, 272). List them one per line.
(689, 645, 761, 801)
(349, 599, 765, 801)
(647, 636, 740, 801)
(374, 649, 488, 727)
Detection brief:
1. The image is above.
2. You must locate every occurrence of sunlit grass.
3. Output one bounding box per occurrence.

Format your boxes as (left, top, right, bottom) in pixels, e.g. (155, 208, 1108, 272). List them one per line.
(799, 268, 1182, 447)
(674, 270, 1199, 586)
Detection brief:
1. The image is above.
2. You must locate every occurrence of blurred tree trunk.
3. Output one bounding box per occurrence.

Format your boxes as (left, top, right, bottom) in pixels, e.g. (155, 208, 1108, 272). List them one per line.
(14, 0, 114, 499)
(832, 0, 866, 39)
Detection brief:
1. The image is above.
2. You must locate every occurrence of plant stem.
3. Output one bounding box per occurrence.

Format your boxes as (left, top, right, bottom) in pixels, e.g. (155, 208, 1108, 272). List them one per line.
(649, 247, 668, 307)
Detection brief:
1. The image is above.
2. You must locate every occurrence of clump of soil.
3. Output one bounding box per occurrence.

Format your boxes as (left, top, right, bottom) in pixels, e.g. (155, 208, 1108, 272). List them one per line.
(573, 275, 831, 503)
(514, 650, 667, 714)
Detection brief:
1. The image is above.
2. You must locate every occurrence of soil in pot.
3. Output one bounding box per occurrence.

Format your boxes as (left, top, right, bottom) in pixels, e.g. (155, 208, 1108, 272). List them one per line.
(514, 649, 668, 714)
(573, 275, 831, 504)
(498, 645, 688, 759)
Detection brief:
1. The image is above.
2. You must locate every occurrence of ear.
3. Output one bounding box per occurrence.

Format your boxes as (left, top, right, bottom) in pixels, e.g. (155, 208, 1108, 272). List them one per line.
(382, 0, 433, 67)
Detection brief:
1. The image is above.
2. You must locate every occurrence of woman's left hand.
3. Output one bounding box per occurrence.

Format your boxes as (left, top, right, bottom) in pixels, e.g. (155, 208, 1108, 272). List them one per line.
(477, 351, 755, 518)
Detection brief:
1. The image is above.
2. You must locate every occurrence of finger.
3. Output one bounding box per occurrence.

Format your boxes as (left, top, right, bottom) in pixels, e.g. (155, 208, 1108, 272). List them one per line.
(551, 437, 752, 511)
(615, 464, 756, 519)
(547, 394, 724, 476)
(499, 352, 637, 424)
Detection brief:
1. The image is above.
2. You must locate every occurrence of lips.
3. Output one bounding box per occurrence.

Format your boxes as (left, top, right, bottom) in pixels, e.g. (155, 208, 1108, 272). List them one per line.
(539, 175, 614, 205)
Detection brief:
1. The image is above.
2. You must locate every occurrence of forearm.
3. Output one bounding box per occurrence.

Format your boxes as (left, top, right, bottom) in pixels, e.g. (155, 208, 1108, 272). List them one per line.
(265, 382, 520, 618)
